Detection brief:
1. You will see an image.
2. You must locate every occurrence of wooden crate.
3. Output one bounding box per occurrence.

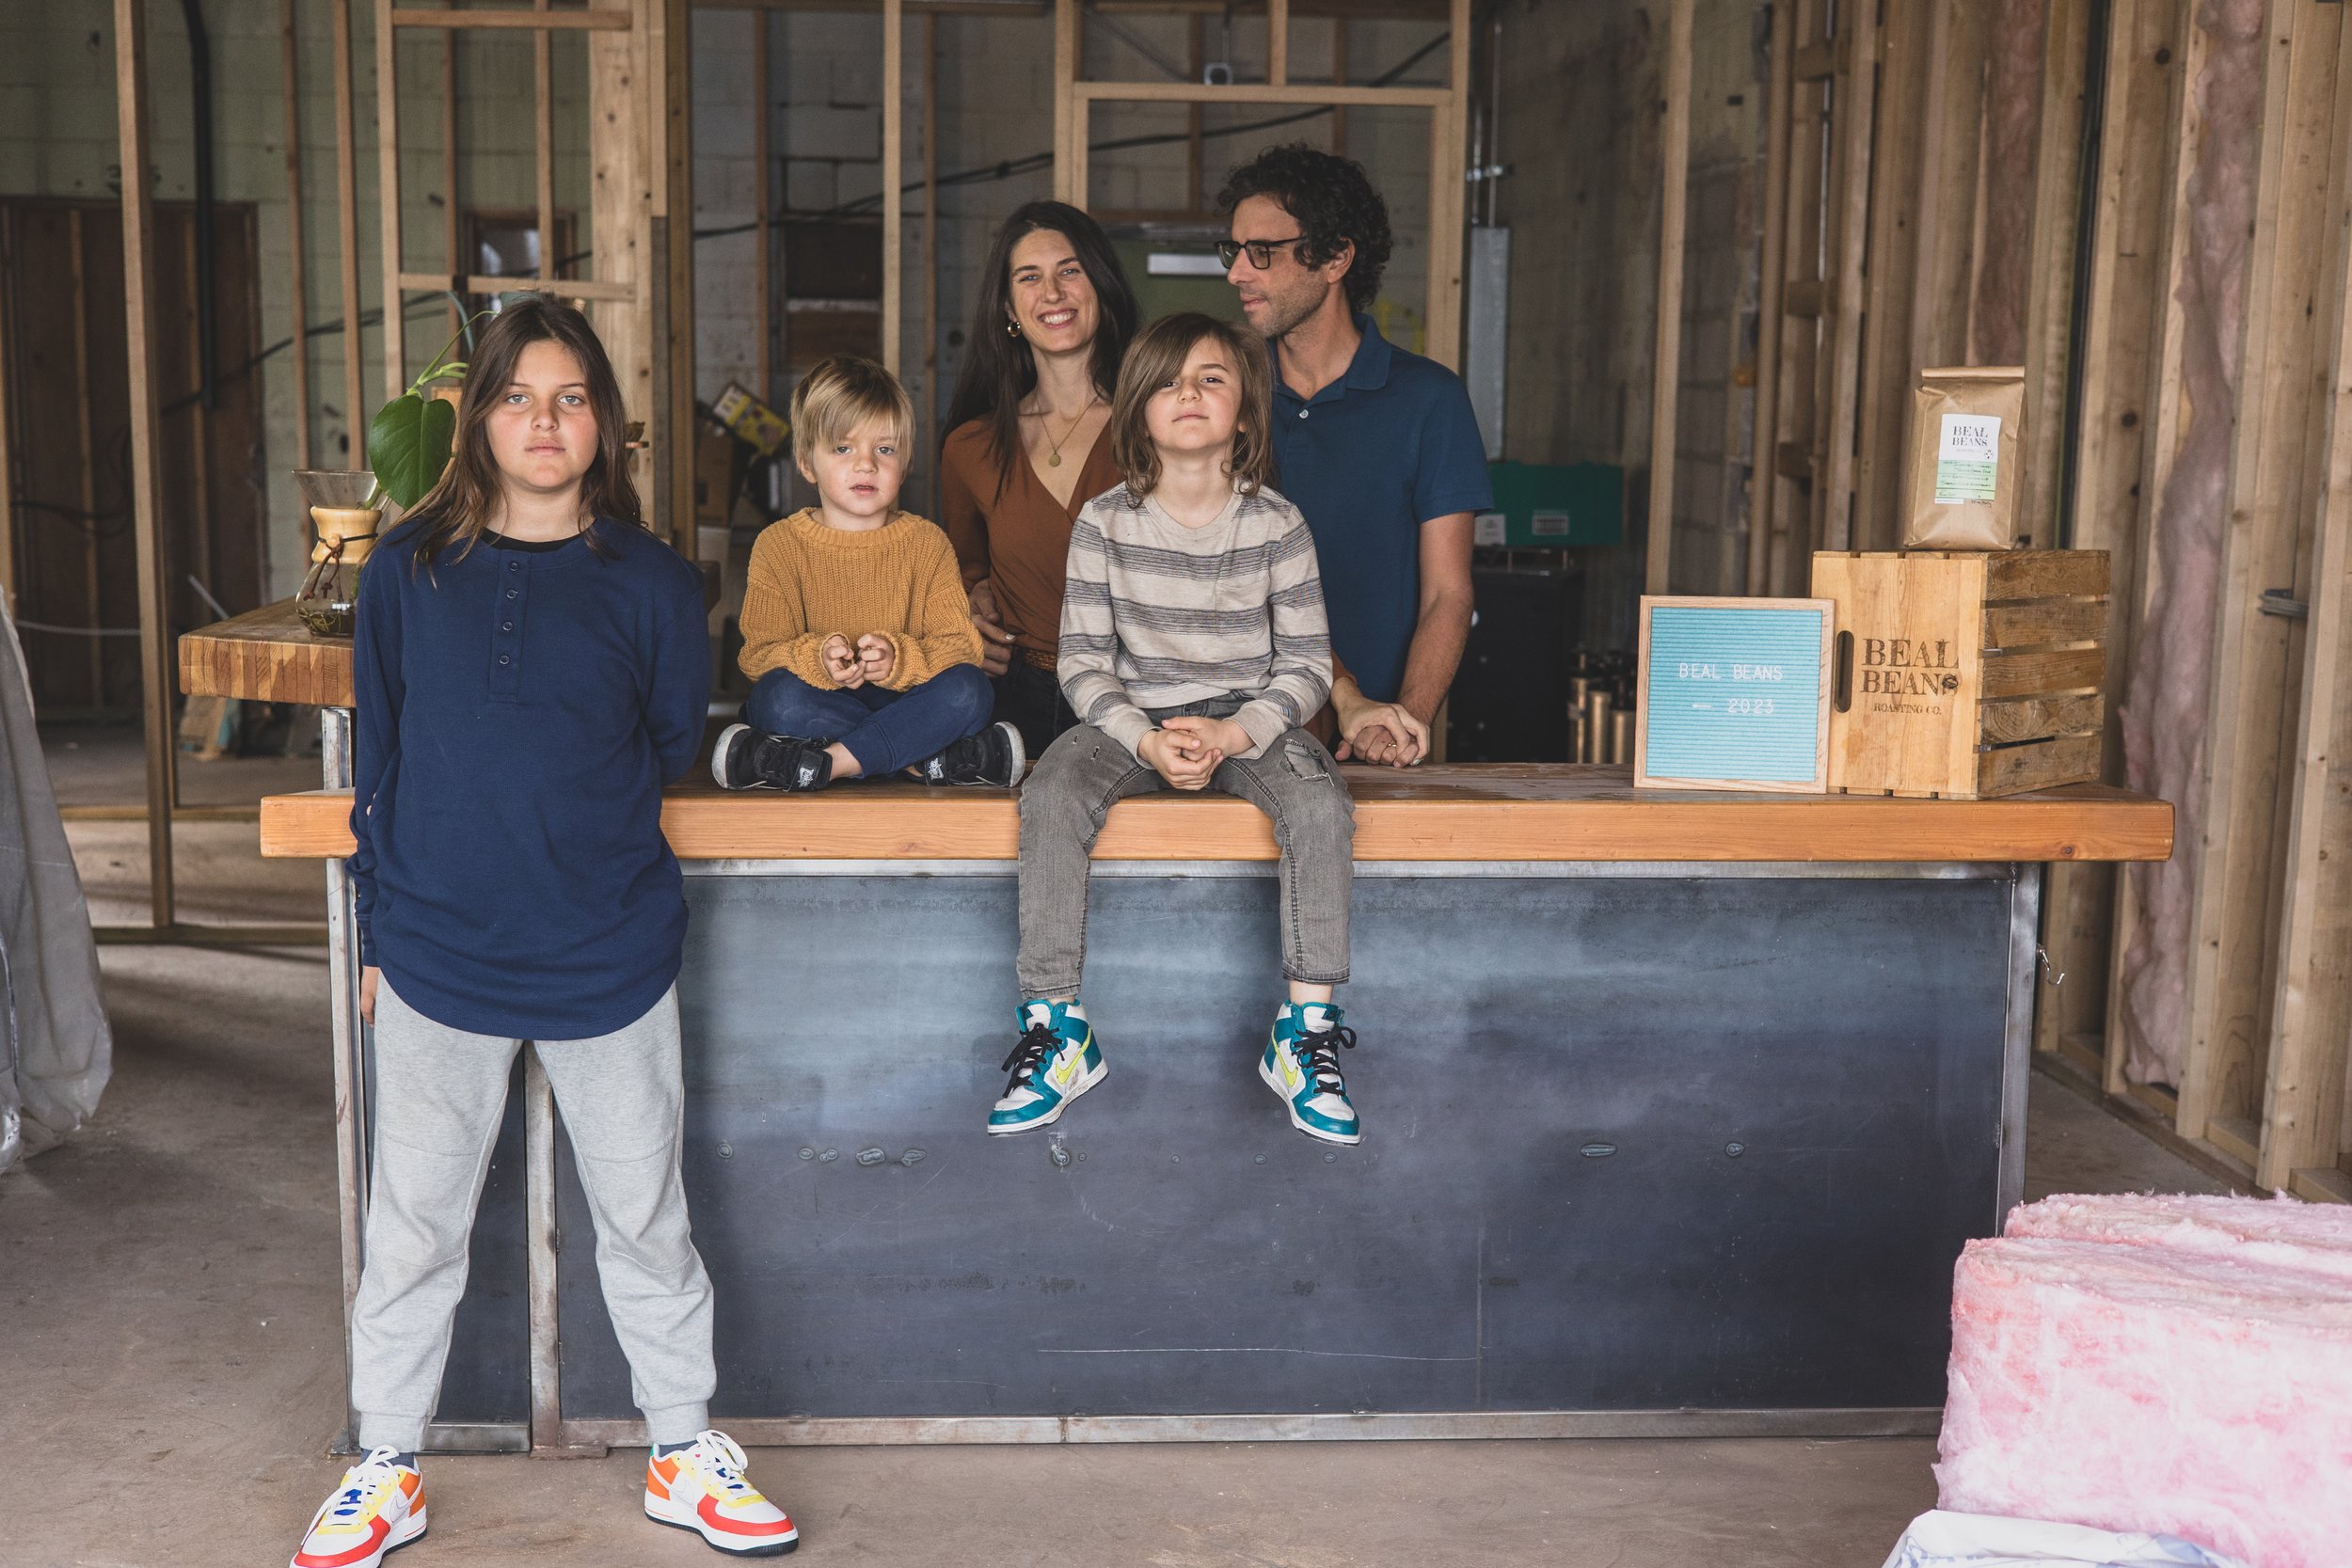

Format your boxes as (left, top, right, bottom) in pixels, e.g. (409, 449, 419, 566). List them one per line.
(1809, 549, 2109, 799)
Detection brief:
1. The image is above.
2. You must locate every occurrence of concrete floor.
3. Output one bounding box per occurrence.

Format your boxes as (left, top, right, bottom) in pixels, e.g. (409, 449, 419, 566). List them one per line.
(0, 724, 2225, 1568)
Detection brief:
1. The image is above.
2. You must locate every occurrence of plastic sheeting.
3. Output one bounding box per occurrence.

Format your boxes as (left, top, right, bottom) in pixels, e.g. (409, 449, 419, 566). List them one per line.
(1883, 1511, 2247, 1568)
(2116, 0, 2266, 1087)
(0, 606, 111, 1177)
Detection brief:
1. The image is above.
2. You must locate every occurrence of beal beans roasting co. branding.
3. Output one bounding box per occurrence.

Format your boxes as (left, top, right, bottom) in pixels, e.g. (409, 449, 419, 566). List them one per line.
(1856, 636, 1963, 713)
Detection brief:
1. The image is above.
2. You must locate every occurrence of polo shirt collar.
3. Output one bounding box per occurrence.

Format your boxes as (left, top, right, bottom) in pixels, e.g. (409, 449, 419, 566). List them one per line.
(1273, 312, 1393, 407)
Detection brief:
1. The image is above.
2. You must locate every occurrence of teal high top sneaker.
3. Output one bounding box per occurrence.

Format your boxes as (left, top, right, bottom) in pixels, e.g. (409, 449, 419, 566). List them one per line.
(1261, 1002, 1360, 1146)
(988, 1000, 1105, 1134)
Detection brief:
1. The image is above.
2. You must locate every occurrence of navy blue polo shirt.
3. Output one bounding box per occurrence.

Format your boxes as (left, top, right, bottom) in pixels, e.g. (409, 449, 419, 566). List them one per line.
(347, 516, 711, 1040)
(1268, 315, 1492, 703)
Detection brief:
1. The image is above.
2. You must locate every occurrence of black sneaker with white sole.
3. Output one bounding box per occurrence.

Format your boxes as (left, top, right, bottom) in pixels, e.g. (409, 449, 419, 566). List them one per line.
(914, 721, 1025, 787)
(710, 723, 834, 791)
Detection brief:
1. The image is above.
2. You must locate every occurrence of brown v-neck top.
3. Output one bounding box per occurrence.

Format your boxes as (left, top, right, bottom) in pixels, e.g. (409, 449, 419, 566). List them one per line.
(939, 415, 1123, 669)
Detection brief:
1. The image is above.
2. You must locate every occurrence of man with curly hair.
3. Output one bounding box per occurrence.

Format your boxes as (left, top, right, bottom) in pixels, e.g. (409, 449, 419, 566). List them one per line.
(1217, 142, 1491, 768)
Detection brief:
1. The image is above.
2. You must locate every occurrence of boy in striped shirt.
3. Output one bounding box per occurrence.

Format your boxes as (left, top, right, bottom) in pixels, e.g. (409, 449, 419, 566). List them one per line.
(987, 312, 1362, 1147)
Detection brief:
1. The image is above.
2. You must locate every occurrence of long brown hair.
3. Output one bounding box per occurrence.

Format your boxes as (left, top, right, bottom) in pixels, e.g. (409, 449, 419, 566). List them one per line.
(940, 201, 1138, 498)
(1107, 312, 1274, 502)
(405, 293, 644, 573)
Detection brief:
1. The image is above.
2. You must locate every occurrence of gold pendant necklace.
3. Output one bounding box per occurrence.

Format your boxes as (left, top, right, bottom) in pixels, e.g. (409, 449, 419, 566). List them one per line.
(1043, 397, 1096, 467)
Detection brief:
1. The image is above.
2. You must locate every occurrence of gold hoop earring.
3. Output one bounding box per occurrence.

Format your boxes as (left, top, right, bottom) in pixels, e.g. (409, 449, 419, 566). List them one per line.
(1007, 319, 1022, 337)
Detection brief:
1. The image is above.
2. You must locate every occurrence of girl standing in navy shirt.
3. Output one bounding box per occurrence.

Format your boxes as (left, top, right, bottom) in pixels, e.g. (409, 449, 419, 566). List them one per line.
(294, 298, 799, 1567)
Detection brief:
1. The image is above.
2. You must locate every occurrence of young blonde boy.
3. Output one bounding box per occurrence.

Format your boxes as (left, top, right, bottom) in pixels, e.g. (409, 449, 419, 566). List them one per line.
(713, 356, 1023, 791)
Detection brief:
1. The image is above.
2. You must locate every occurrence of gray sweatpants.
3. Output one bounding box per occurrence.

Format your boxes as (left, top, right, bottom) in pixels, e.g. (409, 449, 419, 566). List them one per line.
(1017, 702, 1355, 997)
(350, 977, 715, 1451)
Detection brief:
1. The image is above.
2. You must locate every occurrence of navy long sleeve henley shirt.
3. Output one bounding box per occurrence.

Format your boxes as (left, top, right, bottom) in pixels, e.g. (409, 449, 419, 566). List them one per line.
(347, 517, 712, 1040)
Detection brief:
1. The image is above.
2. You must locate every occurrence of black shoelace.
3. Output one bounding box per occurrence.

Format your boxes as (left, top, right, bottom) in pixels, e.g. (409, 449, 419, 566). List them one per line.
(1292, 1023, 1357, 1096)
(1000, 1023, 1061, 1093)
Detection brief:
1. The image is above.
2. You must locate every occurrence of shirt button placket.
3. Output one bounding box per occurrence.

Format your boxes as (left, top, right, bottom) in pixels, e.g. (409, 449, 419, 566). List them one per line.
(495, 558, 527, 694)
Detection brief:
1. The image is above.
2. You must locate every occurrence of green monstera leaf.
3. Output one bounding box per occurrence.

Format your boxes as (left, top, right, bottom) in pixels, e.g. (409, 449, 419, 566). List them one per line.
(366, 389, 458, 511)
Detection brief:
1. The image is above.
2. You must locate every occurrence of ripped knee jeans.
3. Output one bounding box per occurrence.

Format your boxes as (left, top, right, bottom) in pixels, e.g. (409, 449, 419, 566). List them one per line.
(1014, 696, 1355, 998)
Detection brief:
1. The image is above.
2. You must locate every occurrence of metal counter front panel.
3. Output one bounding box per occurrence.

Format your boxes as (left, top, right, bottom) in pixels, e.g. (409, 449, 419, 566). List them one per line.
(548, 871, 2010, 1420)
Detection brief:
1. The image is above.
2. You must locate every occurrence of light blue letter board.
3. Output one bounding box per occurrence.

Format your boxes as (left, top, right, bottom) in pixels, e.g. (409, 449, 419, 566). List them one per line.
(1638, 598, 1832, 790)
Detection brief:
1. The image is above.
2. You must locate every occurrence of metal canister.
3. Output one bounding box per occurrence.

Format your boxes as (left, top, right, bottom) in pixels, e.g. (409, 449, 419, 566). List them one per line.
(1610, 706, 1635, 768)
(1582, 688, 1612, 763)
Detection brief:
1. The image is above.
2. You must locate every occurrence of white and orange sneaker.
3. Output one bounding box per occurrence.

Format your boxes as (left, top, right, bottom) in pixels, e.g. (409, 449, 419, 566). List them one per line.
(291, 1448, 426, 1568)
(644, 1430, 799, 1556)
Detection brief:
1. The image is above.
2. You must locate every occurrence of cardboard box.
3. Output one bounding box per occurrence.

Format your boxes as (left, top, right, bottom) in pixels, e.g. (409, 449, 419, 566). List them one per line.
(1811, 549, 2108, 799)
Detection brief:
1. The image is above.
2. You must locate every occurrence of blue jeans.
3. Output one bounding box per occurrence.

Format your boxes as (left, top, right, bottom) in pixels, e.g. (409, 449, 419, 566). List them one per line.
(744, 664, 993, 776)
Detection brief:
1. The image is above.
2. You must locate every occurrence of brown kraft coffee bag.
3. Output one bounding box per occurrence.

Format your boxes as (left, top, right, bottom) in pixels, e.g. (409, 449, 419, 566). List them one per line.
(1902, 367, 2025, 551)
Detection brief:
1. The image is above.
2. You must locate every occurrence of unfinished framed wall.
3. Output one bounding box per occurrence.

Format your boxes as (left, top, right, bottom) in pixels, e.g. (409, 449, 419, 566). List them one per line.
(366, 0, 687, 547)
(1047, 0, 1472, 372)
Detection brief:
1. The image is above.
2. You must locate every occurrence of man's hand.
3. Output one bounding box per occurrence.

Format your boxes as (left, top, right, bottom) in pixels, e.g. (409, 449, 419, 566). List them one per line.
(1162, 714, 1252, 767)
(820, 634, 864, 688)
(1139, 727, 1220, 790)
(969, 579, 1016, 676)
(1336, 703, 1429, 767)
(360, 964, 380, 1026)
(856, 633, 898, 686)
(1328, 675, 1430, 768)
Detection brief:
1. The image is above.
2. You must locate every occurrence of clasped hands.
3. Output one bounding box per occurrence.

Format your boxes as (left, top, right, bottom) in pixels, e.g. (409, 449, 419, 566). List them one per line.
(820, 633, 897, 689)
(1330, 682, 1430, 769)
(1138, 716, 1251, 790)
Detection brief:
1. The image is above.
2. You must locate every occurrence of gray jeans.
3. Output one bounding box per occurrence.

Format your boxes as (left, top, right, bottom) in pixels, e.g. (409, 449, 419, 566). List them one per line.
(1017, 699, 1355, 996)
(350, 977, 716, 1451)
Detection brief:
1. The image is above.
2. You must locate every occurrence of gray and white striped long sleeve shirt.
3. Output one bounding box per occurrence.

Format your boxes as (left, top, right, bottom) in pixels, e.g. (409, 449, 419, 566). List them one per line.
(1057, 481, 1334, 761)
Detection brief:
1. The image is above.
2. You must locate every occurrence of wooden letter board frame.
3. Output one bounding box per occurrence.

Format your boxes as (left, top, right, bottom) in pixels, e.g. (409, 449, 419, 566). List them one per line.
(1634, 595, 1836, 793)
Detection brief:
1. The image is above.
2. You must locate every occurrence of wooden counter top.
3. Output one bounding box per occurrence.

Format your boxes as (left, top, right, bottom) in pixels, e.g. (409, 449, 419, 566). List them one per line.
(260, 766, 2171, 863)
(181, 600, 354, 708)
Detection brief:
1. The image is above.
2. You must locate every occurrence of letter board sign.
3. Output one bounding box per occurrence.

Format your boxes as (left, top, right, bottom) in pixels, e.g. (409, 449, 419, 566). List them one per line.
(1634, 596, 1835, 793)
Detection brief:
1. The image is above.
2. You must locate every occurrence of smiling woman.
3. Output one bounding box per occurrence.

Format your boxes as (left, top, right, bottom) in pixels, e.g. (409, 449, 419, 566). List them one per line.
(939, 201, 1140, 756)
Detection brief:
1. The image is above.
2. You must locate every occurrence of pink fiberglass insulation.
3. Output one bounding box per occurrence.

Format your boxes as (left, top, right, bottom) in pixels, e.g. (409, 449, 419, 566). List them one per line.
(2117, 0, 2265, 1088)
(1936, 1236, 2352, 1567)
(2005, 1192, 2352, 1282)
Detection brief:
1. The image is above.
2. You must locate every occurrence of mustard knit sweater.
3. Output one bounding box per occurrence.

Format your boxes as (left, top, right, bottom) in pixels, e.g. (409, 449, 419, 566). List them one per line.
(739, 508, 984, 690)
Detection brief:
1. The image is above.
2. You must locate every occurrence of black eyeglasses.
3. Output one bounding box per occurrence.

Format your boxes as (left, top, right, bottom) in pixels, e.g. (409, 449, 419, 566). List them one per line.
(1217, 235, 1308, 271)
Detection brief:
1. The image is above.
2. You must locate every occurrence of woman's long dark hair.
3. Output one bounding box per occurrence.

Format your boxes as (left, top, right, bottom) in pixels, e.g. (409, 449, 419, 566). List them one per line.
(405, 293, 644, 573)
(942, 200, 1137, 498)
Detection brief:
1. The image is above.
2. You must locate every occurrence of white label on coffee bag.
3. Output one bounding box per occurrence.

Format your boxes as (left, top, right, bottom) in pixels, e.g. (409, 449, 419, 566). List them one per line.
(1935, 413, 2001, 504)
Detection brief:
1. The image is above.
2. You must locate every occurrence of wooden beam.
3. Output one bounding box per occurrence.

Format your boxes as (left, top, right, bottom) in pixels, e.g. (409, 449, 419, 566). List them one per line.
(1053, 0, 1078, 203)
(2179, 0, 2343, 1139)
(755, 7, 771, 397)
(281, 0, 313, 471)
(398, 270, 636, 300)
(0, 214, 14, 616)
(1422, 0, 1469, 372)
(260, 775, 2179, 864)
(2020, 0, 2097, 546)
(661, 0, 695, 553)
(1329, 14, 1345, 156)
(1070, 79, 1450, 106)
(1746, 0, 1794, 597)
(1850, 0, 1932, 554)
(2258, 11, 2352, 1192)
(389, 7, 632, 28)
(1814, 0, 1879, 553)
(442, 18, 458, 341)
(376, 0, 407, 399)
(882, 0, 903, 376)
(1645, 0, 1692, 594)
(334, 0, 366, 442)
(537, 0, 557, 281)
(1266, 0, 1287, 86)
(113, 0, 178, 927)
(70, 214, 104, 702)
(922, 10, 938, 471)
(2037, 0, 2185, 1067)
(589, 0, 654, 458)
